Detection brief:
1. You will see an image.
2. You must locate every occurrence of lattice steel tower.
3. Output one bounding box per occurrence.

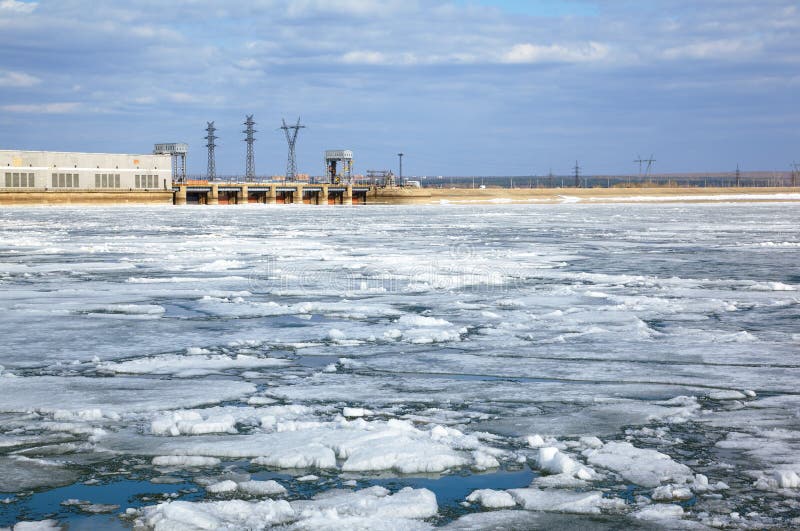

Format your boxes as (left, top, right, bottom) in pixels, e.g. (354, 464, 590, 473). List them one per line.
(205, 121, 217, 180)
(243, 115, 256, 181)
(281, 117, 305, 181)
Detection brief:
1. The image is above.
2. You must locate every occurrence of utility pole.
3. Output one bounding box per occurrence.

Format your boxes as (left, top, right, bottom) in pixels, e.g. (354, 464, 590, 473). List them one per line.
(573, 160, 581, 188)
(792, 162, 799, 188)
(735, 164, 741, 188)
(205, 121, 217, 181)
(280, 117, 306, 181)
(243, 115, 256, 182)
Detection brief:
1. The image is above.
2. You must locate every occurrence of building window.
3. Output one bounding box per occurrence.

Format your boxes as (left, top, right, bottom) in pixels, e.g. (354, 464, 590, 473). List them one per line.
(73, 174, 79, 187)
(4, 172, 36, 187)
(114, 174, 120, 188)
(135, 175, 140, 188)
(66, 174, 73, 188)
(52, 174, 58, 187)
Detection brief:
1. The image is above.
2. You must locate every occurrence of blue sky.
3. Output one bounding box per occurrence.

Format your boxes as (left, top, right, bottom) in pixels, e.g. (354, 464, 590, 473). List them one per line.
(0, 0, 798, 176)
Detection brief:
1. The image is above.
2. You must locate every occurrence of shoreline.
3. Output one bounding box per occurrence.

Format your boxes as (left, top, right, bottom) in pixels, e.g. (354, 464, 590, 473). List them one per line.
(1, 186, 798, 206)
(422, 186, 800, 204)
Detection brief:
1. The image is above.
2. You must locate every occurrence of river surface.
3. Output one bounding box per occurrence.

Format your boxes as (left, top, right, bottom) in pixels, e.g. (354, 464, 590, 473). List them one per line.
(1, 203, 799, 529)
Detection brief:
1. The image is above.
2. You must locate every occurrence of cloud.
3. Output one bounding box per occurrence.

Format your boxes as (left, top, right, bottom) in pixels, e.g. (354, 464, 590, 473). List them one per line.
(285, 0, 407, 18)
(502, 42, 610, 64)
(0, 70, 40, 87)
(662, 39, 764, 60)
(1, 102, 80, 113)
(168, 92, 201, 104)
(0, 0, 797, 174)
(0, 0, 36, 14)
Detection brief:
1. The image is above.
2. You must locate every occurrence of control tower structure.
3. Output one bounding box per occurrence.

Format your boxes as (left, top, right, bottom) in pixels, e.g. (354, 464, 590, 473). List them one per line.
(325, 149, 354, 184)
(154, 143, 188, 183)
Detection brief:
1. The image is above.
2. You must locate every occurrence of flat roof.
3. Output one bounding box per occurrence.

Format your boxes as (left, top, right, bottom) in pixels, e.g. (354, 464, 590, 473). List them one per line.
(0, 149, 168, 157)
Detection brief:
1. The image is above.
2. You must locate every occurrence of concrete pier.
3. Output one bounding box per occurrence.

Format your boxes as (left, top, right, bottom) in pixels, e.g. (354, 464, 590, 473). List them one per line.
(171, 182, 392, 206)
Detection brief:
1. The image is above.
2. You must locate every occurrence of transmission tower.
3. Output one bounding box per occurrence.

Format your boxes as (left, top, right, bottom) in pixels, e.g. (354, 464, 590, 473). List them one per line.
(205, 121, 217, 180)
(634, 154, 656, 180)
(573, 160, 581, 188)
(645, 155, 655, 178)
(280, 117, 306, 181)
(243, 115, 256, 182)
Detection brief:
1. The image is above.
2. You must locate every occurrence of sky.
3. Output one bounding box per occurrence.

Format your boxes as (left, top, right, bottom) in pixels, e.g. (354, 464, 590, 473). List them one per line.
(0, 0, 798, 177)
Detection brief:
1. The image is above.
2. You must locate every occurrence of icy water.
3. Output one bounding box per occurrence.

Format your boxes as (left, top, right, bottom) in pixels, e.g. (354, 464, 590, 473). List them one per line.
(1, 203, 799, 529)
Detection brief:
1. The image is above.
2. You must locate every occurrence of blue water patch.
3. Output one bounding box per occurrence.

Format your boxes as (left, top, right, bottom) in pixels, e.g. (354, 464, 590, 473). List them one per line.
(1, 466, 534, 528)
(0, 477, 200, 528)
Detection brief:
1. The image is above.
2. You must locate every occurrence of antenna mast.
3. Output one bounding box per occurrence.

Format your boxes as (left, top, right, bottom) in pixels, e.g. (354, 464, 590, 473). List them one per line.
(281, 117, 306, 181)
(205, 121, 217, 180)
(243, 115, 256, 182)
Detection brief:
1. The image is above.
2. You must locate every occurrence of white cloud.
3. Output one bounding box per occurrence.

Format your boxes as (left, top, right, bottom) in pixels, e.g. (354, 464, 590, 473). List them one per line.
(341, 50, 391, 65)
(0, 0, 37, 14)
(1, 102, 80, 113)
(285, 0, 407, 18)
(502, 42, 610, 64)
(168, 92, 201, 104)
(0, 70, 40, 87)
(662, 39, 763, 60)
(236, 58, 260, 69)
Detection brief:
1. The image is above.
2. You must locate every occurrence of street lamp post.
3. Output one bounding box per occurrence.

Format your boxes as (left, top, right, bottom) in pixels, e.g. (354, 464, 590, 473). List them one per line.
(397, 153, 404, 185)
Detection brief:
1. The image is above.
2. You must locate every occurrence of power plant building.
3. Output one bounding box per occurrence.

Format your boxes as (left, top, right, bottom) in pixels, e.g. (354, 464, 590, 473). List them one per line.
(1, 150, 172, 191)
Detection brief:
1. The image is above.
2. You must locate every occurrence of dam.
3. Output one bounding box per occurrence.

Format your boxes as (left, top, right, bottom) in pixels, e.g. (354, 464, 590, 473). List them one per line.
(0, 149, 431, 206)
(3, 149, 799, 206)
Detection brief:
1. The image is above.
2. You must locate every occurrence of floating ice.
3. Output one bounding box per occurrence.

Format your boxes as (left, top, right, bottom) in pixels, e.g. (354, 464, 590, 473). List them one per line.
(151, 411, 237, 436)
(583, 441, 694, 488)
(4, 204, 800, 528)
(10, 521, 62, 531)
(508, 488, 619, 514)
(98, 353, 288, 377)
(138, 486, 437, 530)
(466, 489, 516, 508)
(633, 504, 685, 521)
(536, 447, 595, 480)
(152, 456, 221, 468)
(652, 484, 693, 501)
(237, 480, 287, 496)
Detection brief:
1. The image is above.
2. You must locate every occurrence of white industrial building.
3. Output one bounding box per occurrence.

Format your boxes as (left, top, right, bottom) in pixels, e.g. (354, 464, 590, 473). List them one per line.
(1, 150, 172, 191)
